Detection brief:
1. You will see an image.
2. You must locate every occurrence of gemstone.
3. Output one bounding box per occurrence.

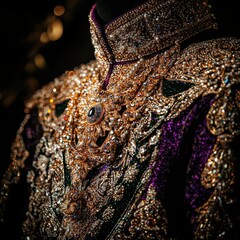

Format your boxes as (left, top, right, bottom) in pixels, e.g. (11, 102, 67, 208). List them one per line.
(224, 76, 230, 85)
(88, 107, 95, 117)
(87, 104, 104, 124)
(156, 25, 161, 33)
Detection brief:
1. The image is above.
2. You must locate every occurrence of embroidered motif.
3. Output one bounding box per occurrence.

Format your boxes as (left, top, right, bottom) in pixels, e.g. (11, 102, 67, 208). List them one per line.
(194, 42, 240, 239)
(127, 186, 168, 239)
(1, 0, 239, 239)
(110, 185, 168, 240)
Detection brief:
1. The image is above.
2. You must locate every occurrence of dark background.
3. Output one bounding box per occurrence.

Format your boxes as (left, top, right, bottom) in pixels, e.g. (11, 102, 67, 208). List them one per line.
(0, 0, 239, 177)
(0, 0, 95, 176)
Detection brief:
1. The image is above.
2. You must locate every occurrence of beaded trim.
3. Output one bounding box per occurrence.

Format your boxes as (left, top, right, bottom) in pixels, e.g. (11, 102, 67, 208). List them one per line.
(89, 0, 218, 63)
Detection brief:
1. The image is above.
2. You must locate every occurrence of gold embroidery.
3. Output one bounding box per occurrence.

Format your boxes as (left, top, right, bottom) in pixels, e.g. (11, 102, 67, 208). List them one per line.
(0, 114, 30, 221)
(194, 40, 240, 239)
(1, 0, 239, 239)
(195, 136, 235, 239)
(128, 186, 168, 239)
(90, 0, 217, 62)
(112, 185, 168, 240)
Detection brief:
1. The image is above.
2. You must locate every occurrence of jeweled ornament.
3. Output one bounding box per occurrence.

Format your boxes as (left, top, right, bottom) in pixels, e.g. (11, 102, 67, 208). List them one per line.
(87, 104, 104, 124)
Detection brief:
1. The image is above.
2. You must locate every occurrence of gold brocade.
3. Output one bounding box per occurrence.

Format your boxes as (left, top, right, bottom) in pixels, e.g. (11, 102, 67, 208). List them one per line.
(0, 0, 240, 239)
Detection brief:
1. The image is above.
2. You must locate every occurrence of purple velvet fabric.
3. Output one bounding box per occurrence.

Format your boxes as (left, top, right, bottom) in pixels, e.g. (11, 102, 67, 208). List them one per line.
(149, 94, 216, 237)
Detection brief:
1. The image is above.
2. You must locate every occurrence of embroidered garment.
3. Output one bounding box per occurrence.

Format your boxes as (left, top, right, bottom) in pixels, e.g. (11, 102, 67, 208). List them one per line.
(1, 0, 240, 239)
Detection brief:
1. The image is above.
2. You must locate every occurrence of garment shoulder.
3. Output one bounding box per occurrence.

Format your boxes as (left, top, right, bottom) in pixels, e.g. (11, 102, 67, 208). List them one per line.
(0, 60, 98, 215)
(166, 37, 240, 87)
(168, 37, 240, 136)
(168, 38, 240, 239)
(25, 60, 98, 129)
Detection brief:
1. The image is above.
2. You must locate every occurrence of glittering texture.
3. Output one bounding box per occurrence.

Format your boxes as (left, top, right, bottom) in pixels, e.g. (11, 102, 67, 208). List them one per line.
(149, 94, 215, 238)
(103, 0, 217, 62)
(0, 0, 240, 239)
(89, 0, 217, 63)
(184, 112, 217, 236)
(0, 109, 43, 238)
(185, 119, 215, 210)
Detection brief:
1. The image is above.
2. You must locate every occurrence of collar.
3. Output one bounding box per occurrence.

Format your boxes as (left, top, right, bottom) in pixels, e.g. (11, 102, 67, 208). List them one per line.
(89, 0, 218, 64)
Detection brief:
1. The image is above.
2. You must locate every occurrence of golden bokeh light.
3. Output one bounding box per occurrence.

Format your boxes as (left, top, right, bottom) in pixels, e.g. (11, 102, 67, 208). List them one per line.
(54, 5, 65, 16)
(34, 54, 46, 69)
(47, 19, 63, 41)
(40, 32, 49, 43)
